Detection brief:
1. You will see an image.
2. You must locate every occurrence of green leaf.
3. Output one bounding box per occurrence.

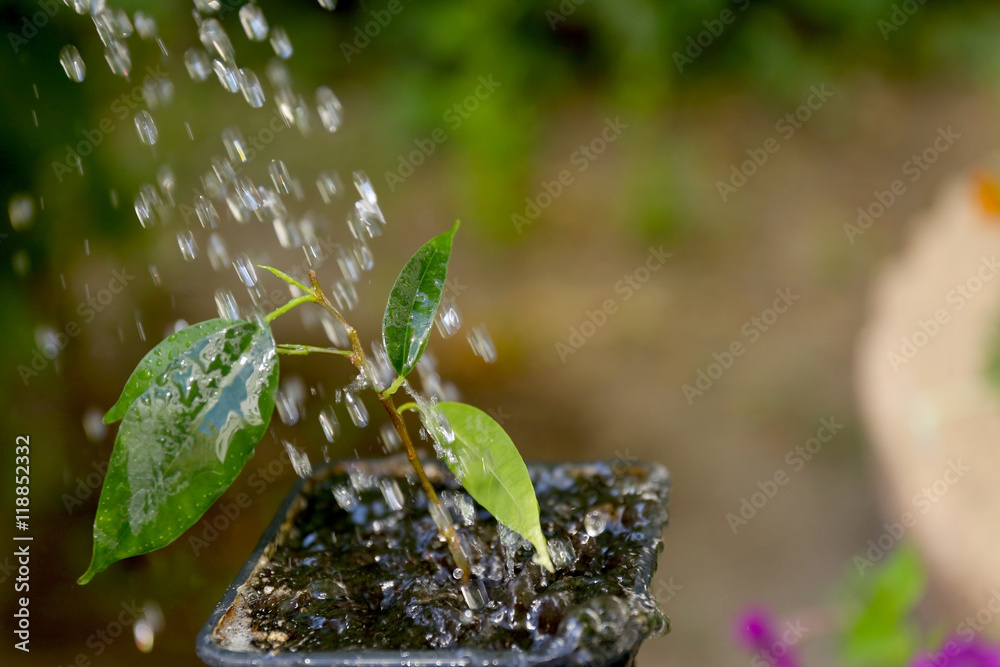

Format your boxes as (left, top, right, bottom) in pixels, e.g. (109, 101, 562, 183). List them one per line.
(382, 221, 459, 377)
(79, 320, 279, 584)
(435, 401, 554, 573)
(103, 318, 234, 424)
(842, 544, 926, 667)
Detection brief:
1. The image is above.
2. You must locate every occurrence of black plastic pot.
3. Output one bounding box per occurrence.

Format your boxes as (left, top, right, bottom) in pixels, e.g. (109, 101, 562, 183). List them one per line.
(196, 456, 670, 667)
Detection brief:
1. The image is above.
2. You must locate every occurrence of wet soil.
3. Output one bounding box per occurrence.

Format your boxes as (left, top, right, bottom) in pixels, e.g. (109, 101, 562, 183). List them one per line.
(213, 456, 669, 663)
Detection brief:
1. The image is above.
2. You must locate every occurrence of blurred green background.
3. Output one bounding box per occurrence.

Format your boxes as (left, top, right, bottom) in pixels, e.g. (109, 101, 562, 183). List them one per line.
(4, 0, 1000, 665)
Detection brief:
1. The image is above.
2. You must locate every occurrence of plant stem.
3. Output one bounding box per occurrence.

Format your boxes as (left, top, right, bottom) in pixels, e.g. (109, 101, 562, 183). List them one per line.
(265, 294, 316, 323)
(304, 271, 472, 586)
(277, 344, 352, 357)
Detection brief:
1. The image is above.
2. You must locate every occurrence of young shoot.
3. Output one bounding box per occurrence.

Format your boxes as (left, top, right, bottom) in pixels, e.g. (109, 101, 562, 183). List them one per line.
(78, 221, 554, 588)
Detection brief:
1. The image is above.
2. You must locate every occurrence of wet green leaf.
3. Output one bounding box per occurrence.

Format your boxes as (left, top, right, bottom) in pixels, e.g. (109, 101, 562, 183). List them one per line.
(79, 320, 279, 584)
(382, 222, 458, 378)
(435, 401, 554, 573)
(103, 318, 234, 424)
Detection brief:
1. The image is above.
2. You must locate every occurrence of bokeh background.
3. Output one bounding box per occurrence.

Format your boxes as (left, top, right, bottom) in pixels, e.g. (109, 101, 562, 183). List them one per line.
(4, 0, 1000, 665)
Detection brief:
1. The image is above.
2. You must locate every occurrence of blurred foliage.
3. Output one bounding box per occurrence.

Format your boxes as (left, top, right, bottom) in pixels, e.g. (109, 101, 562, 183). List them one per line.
(841, 544, 927, 667)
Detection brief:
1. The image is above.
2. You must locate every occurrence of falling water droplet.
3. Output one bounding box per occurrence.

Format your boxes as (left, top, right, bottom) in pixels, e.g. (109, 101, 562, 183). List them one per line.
(212, 59, 239, 93)
(331, 280, 358, 311)
(316, 170, 341, 203)
(337, 245, 360, 283)
(104, 40, 131, 78)
(199, 18, 234, 61)
(320, 312, 350, 348)
(315, 86, 343, 132)
(82, 407, 107, 442)
(354, 242, 374, 271)
(233, 254, 259, 287)
(148, 264, 161, 285)
(436, 299, 462, 337)
(319, 406, 341, 443)
(207, 233, 229, 271)
(238, 68, 265, 108)
(135, 311, 147, 342)
(239, 3, 269, 41)
(342, 391, 368, 427)
(184, 48, 211, 81)
(221, 127, 247, 162)
(134, 110, 158, 145)
(353, 171, 377, 205)
(113, 9, 134, 38)
(194, 0, 222, 13)
(8, 195, 35, 231)
(194, 195, 219, 229)
(467, 325, 497, 363)
(157, 165, 175, 204)
(134, 11, 156, 39)
(133, 619, 154, 653)
(59, 45, 86, 82)
(379, 422, 401, 452)
(266, 58, 291, 90)
(270, 26, 293, 59)
(268, 159, 291, 194)
(379, 479, 405, 511)
(281, 439, 312, 478)
(317, 0, 337, 10)
(12, 251, 30, 277)
(177, 230, 198, 261)
(214, 288, 239, 320)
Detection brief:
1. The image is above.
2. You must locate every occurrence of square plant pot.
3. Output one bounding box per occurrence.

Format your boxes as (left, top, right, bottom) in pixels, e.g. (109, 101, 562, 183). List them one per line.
(196, 454, 670, 667)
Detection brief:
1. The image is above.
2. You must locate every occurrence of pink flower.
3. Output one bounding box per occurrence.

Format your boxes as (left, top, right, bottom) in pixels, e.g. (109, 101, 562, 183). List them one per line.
(733, 607, 799, 667)
(910, 637, 1000, 667)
